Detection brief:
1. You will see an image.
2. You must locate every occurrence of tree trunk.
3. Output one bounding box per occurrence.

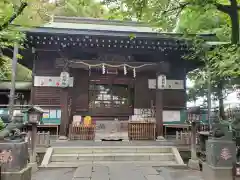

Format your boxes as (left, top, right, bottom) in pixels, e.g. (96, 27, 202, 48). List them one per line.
(230, 0, 239, 44)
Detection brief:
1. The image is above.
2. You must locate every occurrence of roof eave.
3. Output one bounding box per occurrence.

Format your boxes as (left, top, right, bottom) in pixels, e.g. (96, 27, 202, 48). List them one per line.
(21, 26, 216, 40)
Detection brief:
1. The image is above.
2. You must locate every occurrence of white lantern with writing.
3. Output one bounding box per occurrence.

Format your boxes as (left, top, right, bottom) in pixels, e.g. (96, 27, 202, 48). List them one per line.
(60, 71, 70, 88)
(157, 74, 167, 89)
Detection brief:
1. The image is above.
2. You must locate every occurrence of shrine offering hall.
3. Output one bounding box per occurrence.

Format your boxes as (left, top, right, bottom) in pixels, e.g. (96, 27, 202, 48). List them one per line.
(21, 16, 199, 139)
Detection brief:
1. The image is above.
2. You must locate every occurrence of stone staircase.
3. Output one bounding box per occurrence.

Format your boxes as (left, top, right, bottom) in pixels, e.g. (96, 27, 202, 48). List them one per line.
(41, 146, 186, 168)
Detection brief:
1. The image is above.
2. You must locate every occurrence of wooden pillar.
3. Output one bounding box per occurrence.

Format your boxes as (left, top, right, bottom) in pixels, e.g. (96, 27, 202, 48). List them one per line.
(30, 47, 36, 105)
(59, 88, 69, 137)
(191, 122, 197, 160)
(155, 73, 164, 137)
(30, 123, 37, 163)
(59, 59, 70, 139)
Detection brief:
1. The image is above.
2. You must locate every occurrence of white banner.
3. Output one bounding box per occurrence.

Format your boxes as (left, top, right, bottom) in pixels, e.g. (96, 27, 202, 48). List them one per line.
(34, 76, 74, 87)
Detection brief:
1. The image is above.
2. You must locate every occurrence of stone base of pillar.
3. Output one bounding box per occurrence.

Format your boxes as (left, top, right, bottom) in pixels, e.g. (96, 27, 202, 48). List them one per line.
(202, 162, 233, 180)
(188, 159, 200, 170)
(156, 136, 166, 141)
(57, 136, 68, 141)
(28, 162, 38, 173)
(1, 165, 32, 180)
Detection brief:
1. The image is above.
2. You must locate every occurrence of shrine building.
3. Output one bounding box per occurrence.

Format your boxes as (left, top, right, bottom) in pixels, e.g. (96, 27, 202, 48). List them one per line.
(19, 16, 210, 138)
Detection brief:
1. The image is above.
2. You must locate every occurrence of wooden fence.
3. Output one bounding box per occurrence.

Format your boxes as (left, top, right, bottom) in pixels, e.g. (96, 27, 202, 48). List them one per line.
(69, 124, 96, 140)
(176, 131, 191, 145)
(26, 131, 50, 148)
(128, 122, 156, 140)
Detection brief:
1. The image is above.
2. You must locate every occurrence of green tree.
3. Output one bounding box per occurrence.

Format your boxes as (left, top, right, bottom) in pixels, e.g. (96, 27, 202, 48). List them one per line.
(104, 0, 240, 76)
(0, 0, 28, 80)
(104, 0, 240, 118)
(52, 0, 107, 18)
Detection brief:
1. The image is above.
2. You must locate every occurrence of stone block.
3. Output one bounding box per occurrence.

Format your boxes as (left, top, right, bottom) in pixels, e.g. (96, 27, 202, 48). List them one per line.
(0, 142, 28, 172)
(138, 167, 159, 175)
(188, 159, 200, 170)
(146, 175, 166, 180)
(28, 162, 38, 173)
(92, 165, 109, 173)
(94, 155, 114, 161)
(91, 173, 109, 180)
(149, 154, 174, 161)
(202, 162, 233, 180)
(73, 165, 92, 178)
(206, 139, 236, 167)
(78, 155, 94, 161)
(1, 165, 32, 180)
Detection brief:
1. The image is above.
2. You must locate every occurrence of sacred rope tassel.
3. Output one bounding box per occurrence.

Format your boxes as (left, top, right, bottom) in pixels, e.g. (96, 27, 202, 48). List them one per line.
(102, 63, 105, 74)
(88, 66, 91, 76)
(124, 65, 127, 75)
(133, 68, 136, 78)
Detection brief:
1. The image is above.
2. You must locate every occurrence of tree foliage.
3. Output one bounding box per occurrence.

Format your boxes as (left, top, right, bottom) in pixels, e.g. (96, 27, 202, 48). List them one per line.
(0, 0, 109, 80)
(104, 0, 240, 116)
(104, 0, 240, 74)
(53, 0, 107, 18)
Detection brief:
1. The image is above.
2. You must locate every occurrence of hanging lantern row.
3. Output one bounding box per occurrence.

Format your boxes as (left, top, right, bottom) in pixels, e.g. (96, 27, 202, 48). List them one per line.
(28, 35, 189, 51)
(28, 35, 189, 46)
(28, 41, 188, 52)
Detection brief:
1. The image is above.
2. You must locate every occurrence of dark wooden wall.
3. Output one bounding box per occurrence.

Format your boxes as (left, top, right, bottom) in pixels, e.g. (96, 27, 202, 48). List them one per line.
(32, 51, 187, 118)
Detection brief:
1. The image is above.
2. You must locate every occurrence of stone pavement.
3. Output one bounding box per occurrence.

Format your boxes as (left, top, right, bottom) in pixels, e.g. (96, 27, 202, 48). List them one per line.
(32, 164, 203, 180)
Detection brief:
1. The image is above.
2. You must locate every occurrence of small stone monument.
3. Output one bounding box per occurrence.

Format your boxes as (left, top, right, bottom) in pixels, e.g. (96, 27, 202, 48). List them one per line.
(0, 113, 31, 180)
(202, 123, 236, 180)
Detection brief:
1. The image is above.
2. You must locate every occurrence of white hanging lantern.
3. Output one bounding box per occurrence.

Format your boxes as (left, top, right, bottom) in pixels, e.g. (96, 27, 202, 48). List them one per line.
(124, 65, 127, 75)
(157, 74, 166, 89)
(60, 71, 70, 88)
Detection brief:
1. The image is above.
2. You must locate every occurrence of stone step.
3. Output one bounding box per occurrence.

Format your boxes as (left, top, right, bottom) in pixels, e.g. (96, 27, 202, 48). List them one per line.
(43, 161, 187, 168)
(53, 146, 172, 154)
(51, 153, 175, 162)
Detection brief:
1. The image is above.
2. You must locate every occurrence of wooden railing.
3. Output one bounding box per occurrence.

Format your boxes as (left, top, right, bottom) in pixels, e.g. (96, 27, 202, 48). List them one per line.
(26, 131, 50, 148)
(69, 124, 96, 140)
(176, 131, 191, 145)
(128, 121, 156, 140)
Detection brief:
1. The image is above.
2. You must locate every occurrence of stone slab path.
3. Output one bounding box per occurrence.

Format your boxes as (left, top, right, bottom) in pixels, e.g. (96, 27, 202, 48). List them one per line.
(32, 164, 204, 180)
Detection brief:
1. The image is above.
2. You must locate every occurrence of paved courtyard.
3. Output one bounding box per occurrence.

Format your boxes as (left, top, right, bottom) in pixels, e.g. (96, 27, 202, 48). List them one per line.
(32, 164, 203, 180)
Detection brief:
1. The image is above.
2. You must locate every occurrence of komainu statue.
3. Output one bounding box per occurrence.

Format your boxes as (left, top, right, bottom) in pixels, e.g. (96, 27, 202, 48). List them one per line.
(0, 115, 26, 142)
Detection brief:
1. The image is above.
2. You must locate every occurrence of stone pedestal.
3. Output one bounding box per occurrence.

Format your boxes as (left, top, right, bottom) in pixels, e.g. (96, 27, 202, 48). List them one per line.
(57, 136, 68, 141)
(0, 141, 32, 180)
(202, 162, 233, 180)
(188, 159, 200, 170)
(202, 137, 236, 180)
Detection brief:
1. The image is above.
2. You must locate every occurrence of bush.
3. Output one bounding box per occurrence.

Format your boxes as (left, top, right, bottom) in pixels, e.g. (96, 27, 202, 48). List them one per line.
(0, 117, 5, 130)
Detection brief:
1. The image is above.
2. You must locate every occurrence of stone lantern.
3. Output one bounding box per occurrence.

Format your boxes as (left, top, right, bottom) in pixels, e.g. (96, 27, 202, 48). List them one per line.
(25, 106, 44, 172)
(187, 106, 201, 170)
(26, 106, 43, 125)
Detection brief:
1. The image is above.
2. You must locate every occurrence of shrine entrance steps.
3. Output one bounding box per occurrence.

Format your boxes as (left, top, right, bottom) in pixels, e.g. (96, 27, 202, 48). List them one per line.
(40, 146, 186, 168)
